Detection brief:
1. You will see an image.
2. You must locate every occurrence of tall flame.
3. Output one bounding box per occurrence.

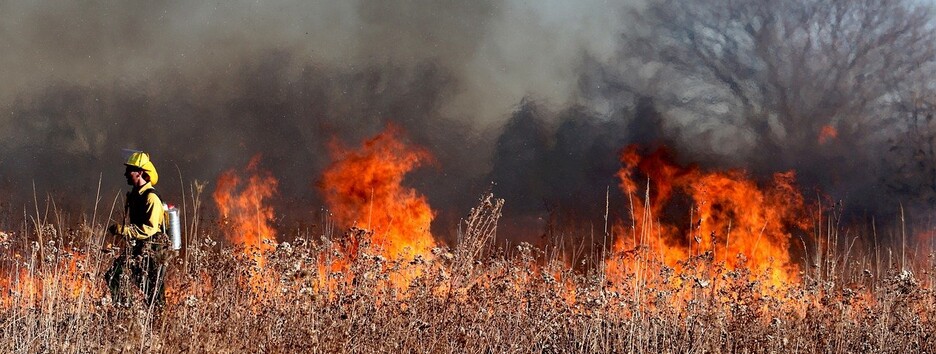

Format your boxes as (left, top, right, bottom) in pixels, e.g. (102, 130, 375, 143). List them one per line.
(320, 125, 436, 262)
(610, 146, 809, 289)
(213, 155, 278, 292)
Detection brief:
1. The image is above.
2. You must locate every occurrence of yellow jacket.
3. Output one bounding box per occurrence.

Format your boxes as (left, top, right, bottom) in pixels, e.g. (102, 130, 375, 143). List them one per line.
(116, 183, 164, 240)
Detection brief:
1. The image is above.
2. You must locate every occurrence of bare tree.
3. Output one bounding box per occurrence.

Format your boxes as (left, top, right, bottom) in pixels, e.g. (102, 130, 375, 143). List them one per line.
(885, 80, 936, 205)
(606, 0, 936, 169)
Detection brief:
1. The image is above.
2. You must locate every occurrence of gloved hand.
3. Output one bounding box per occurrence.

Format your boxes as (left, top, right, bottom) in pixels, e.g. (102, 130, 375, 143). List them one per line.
(107, 224, 123, 236)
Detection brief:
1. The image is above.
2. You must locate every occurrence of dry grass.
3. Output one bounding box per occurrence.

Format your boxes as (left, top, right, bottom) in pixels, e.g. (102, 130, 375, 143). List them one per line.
(1, 194, 935, 353)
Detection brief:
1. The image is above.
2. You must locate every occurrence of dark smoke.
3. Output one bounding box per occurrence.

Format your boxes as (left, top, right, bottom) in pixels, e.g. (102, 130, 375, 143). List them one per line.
(4, 0, 936, 250)
(1, 54, 466, 225)
(485, 97, 670, 242)
(0, 1, 630, 239)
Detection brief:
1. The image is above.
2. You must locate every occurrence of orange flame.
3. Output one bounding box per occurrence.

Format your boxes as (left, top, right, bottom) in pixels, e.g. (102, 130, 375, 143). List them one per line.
(320, 125, 437, 262)
(213, 155, 278, 293)
(819, 125, 838, 145)
(0, 250, 94, 308)
(610, 146, 809, 289)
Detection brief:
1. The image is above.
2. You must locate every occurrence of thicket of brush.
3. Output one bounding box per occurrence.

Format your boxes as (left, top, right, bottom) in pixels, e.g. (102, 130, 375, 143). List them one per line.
(1, 194, 935, 353)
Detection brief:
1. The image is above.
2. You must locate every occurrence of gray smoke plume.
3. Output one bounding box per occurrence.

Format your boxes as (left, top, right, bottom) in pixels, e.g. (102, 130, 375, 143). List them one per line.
(3, 0, 936, 249)
(0, 0, 631, 237)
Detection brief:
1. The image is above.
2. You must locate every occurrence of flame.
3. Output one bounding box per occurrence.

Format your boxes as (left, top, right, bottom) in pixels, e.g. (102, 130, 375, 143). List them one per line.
(911, 228, 936, 273)
(818, 125, 838, 145)
(320, 125, 436, 261)
(320, 125, 437, 289)
(609, 146, 809, 290)
(213, 155, 278, 294)
(0, 250, 94, 308)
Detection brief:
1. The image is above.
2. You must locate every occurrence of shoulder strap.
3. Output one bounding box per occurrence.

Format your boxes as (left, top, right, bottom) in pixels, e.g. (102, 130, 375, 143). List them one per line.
(142, 188, 159, 199)
(141, 188, 167, 233)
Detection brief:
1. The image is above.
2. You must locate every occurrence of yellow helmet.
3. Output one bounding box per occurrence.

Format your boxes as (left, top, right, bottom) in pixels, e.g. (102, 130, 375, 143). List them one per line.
(125, 151, 159, 186)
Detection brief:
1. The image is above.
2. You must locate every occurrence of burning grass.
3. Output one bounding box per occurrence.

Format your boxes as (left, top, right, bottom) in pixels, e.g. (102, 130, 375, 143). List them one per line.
(0, 193, 935, 353)
(2, 131, 935, 352)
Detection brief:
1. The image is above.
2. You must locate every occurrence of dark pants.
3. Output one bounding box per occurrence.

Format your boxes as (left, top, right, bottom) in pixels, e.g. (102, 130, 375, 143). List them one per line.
(105, 239, 166, 307)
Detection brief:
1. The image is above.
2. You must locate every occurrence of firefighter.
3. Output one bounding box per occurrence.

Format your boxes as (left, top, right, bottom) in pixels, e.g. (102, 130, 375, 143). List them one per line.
(105, 151, 168, 307)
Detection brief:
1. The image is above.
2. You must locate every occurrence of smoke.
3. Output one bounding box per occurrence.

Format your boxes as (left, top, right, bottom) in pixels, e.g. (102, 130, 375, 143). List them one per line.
(3, 0, 934, 247)
(484, 97, 670, 241)
(0, 0, 625, 120)
(0, 0, 633, 234)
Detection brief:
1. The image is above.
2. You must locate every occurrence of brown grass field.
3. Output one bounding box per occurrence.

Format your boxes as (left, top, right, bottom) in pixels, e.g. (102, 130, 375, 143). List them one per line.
(1, 191, 935, 354)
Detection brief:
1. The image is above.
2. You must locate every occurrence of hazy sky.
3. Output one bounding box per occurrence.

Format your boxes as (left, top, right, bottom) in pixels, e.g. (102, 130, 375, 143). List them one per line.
(0, 1, 638, 225)
(0, 0, 630, 127)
